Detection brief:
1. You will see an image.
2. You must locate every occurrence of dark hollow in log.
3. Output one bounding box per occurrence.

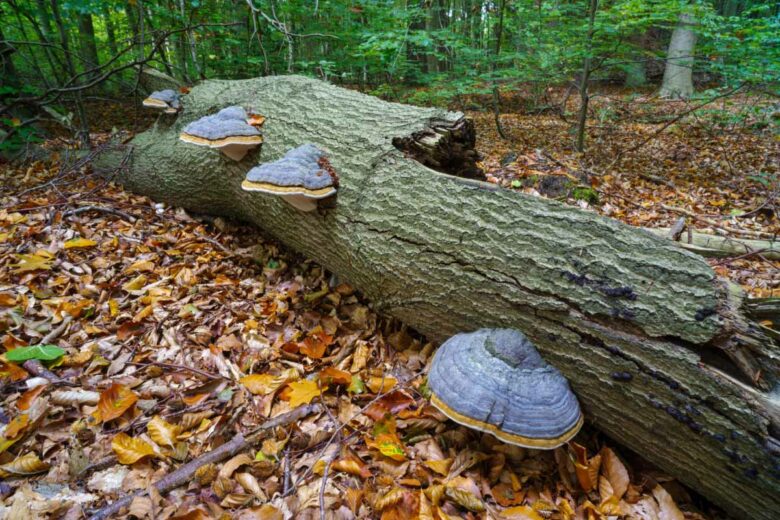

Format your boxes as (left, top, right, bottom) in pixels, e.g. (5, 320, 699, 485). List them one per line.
(99, 75, 780, 520)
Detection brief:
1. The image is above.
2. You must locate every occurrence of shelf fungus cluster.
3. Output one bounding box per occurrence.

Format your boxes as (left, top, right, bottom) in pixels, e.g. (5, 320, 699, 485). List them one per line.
(142, 90, 181, 114)
(179, 106, 263, 161)
(241, 144, 338, 212)
(428, 328, 583, 449)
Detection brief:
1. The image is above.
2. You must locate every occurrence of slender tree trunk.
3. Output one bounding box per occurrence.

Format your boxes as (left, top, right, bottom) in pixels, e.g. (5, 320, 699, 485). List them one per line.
(0, 25, 18, 86)
(660, 11, 696, 99)
(575, 0, 598, 152)
(624, 32, 648, 87)
(491, 0, 507, 139)
(50, 0, 90, 146)
(99, 77, 780, 520)
(102, 6, 119, 57)
(77, 12, 100, 76)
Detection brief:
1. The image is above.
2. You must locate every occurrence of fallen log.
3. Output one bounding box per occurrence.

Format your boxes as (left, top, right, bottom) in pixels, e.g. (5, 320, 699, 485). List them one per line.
(101, 75, 780, 519)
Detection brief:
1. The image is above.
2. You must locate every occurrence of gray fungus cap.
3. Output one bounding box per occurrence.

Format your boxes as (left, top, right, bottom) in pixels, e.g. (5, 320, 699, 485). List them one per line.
(143, 89, 181, 112)
(182, 113, 260, 141)
(214, 106, 248, 121)
(242, 144, 336, 198)
(428, 328, 583, 449)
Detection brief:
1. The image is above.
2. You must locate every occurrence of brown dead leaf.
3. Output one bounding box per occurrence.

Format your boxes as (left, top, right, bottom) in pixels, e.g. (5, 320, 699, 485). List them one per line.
(97, 383, 138, 422)
(601, 447, 629, 499)
(17, 385, 46, 411)
(652, 484, 685, 520)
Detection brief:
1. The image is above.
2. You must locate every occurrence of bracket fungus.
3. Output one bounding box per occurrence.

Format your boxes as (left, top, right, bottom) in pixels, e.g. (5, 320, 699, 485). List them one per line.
(142, 90, 181, 114)
(179, 106, 262, 161)
(241, 144, 338, 212)
(428, 328, 583, 449)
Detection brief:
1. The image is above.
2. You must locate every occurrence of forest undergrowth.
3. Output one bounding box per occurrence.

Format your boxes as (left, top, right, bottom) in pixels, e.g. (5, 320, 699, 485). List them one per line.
(0, 89, 775, 519)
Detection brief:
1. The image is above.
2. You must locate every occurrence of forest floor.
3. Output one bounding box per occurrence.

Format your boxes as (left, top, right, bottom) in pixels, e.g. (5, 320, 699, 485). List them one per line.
(0, 88, 776, 519)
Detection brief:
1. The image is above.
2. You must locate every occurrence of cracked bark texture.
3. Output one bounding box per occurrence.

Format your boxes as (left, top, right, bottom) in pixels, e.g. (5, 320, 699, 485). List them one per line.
(103, 76, 780, 519)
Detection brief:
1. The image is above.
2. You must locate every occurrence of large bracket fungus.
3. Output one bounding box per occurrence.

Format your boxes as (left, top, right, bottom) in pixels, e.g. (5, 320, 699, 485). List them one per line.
(428, 328, 583, 449)
(179, 106, 262, 161)
(142, 89, 181, 114)
(241, 144, 338, 212)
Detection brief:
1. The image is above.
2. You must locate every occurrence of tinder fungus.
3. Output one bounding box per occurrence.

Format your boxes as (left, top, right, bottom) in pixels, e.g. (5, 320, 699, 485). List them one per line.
(428, 328, 583, 449)
(142, 89, 181, 114)
(241, 144, 337, 212)
(179, 106, 262, 161)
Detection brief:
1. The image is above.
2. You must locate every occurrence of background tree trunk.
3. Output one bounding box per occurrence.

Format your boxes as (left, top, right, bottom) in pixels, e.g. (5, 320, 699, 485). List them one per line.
(77, 12, 100, 77)
(661, 11, 696, 99)
(101, 76, 780, 520)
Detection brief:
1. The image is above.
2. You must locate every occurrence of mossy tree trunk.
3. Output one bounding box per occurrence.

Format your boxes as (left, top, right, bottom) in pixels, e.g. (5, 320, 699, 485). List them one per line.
(102, 76, 780, 519)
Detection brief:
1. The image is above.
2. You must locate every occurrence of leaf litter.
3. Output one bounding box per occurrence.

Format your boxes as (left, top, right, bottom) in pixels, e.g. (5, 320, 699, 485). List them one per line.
(0, 123, 737, 519)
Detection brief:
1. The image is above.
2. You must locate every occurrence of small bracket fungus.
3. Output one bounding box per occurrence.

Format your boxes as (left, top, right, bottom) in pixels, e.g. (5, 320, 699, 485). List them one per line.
(241, 144, 338, 212)
(428, 328, 583, 449)
(179, 106, 262, 161)
(142, 90, 181, 114)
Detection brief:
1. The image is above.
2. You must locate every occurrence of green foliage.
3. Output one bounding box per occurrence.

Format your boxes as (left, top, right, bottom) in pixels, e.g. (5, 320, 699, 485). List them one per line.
(0, 0, 777, 112)
(572, 186, 600, 205)
(6, 344, 65, 362)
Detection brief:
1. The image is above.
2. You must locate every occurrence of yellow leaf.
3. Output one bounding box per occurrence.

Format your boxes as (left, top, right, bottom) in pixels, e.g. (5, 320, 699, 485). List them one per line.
(12, 253, 53, 273)
(0, 232, 10, 243)
(4, 414, 30, 439)
(147, 415, 181, 447)
(500, 505, 545, 520)
(122, 274, 148, 292)
(366, 432, 406, 461)
(444, 486, 484, 512)
(64, 238, 97, 249)
(286, 379, 324, 407)
(366, 376, 397, 393)
(108, 299, 119, 317)
(423, 458, 452, 476)
(0, 453, 49, 477)
(112, 433, 156, 464)
(124, 260, 156, 273)
(240, 373, 285, 395)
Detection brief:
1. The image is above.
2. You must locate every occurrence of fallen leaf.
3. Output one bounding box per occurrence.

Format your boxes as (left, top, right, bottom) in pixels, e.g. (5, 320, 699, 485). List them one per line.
(0, 453, 49, 477)
(97, 383, 138, 422)
(6, 344, 65, 362)
(601, 447, 629, 499)
(12, 252, 54, 273)
(147, 415, 181, 447)
(112, 432, 156, 464)
(17, 385, 46, 411)
(4, 414, 30, 439)
(286, 379, 324, 407)
(652, 484, 685, 520)
(64, 237, 97, 249)
(500, 505, 544, 520)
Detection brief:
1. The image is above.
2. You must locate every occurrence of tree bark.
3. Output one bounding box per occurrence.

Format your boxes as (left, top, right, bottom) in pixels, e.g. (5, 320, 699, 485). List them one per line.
(660, 11, 696, 99)
(100, 75, 780, 520)
(77, 12, 100, 78)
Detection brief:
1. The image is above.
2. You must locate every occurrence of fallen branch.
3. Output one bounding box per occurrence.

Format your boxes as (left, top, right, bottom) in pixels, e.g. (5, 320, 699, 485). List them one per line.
(660, 204, 776, 240)
(62, 205, 136, 223)
(646, 227, 779, 260)
(22, 359, 75, 387)
(88, 403, 321, 520)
